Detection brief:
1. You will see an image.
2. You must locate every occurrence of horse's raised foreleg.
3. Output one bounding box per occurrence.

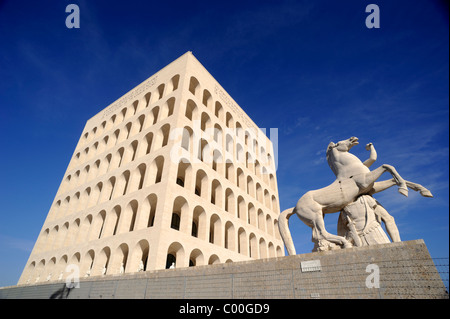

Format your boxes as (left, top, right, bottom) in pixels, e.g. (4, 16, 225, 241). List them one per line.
(364, 165, 408, 197)
(369, 179, 433, 197)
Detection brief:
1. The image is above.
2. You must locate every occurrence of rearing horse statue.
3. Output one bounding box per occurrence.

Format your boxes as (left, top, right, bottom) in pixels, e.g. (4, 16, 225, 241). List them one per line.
(278, 137, 433, 255)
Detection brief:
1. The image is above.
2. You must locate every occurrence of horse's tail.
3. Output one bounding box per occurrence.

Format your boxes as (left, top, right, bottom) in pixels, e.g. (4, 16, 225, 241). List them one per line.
(278, 207, 297, 255)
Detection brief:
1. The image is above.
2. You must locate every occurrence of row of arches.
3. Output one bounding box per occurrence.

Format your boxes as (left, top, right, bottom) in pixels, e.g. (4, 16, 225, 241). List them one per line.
(24, 233, 283, 285)
(40, 190, 281, 256)
(188, 76, 256, 135)
(51, 154, 164, 221)
(59, 120, 171, 197)
(176, 161, 279, 214)
(37, 194, 158, 254)
(170, 210, 283, 258)
(25, 240, 153, 283)
(78, 74, 180, 148)
(184, 97, 274, 170)
(175, 120, 276, 192)
(68, 97, 175, 181)
(168, 195, 282, 252)
(55, 127, 278, 224)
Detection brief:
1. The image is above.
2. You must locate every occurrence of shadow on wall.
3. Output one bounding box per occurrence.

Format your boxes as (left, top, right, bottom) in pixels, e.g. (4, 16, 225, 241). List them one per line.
(49, 284, 73, 299)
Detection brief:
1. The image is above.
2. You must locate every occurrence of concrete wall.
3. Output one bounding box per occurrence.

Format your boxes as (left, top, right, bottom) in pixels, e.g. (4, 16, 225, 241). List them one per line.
(1, 240, 447, 299)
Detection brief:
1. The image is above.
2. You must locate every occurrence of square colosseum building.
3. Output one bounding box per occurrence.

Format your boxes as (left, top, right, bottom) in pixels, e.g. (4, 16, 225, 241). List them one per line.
(18, 52, 284, 285)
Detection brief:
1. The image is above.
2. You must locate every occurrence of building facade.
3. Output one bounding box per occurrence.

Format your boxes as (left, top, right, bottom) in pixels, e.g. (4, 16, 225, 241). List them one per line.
(18, 52, 284, 285)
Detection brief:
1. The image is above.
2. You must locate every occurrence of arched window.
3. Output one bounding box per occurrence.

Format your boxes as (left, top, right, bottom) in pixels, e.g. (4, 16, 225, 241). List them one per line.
(136, 93, 150, 113)
(249, 233, 258, 258)
(209, 214, 222, 246)
(247, 176, 255, 197)
(225, 161, 234, 183)
(147, 107, 158, 127)
(81, 250, 95, 277)
(155, 124, 171, 149)
(137, 132, 153, 158)
(130, 114, 145, 137)
(202, 89, 212, 108)
(176, 160, 191, 188)
(226, 112, 233, 128)
(201, 112, 211, 132)
(191, 219, 198, 238)
(93, 246, 111, 276)
(226, 134, 234, 155)
(195, 169, 208, 199)
(110, 147, 124, 171)
(237, 196, 246, 221)
(198, 138, 210, 163)
(248, 203, 257, 226)
(259, 238, 267, 259)
(185, 99, 197, 121)
(235, 122, 244, 143)
(111, 243, 129, 274)
(112, 170, 130, 198)
(118, 200, 138, 234)
(181, 127, 193, 151)
(87, 182, 102, 208)
(168, 74, 180, 92)
(192, 206, 206, 240)
(211, 179, 222, 208)
(189, 76, 200, 97)
(142, 193, 157, 228)
(189, 249, 204, 267)
(208, 255, 220, 265)
(225, 221, 235, 251)
(258, 210, 265, 231)
(171, 196, 188, 232)
(213, 124, 222, 145)
(75, 215, 92, 244)
(147, 156, 164, 185)
(238, 228, 248, 256)
(171, 213, 181, 230)
(102, 205, 121, 238)
(130, 240, 150, 272)
(91, 210, 106, 240)
(266, 214, 273, 236)
(166, 253, 176, 269)
(212, 150, 223, 174)
(215, 101, 224, 121)
(166, 242, 184, 269)
(225, 188, 235, 215)
(135, 163, 147, 192)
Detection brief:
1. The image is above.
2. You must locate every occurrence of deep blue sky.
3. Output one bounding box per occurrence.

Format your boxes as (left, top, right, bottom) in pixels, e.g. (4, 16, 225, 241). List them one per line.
(0, 0, 448, 287)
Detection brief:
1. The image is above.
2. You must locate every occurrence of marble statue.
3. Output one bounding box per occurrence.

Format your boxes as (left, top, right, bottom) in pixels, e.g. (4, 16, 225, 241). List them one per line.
(169, 262, 175, 269)
(337, 194, 396, 248)
(138, 260, 144, 272)
(119, 262, 124, 274)
(279, 137, 433, 255)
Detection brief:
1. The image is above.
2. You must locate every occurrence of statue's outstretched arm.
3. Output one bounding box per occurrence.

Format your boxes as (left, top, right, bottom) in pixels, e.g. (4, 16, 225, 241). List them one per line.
(363, 143, 377, 167)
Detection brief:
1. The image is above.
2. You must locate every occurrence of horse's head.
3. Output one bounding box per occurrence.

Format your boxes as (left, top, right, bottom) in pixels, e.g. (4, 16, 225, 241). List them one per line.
(326, 137, 360, 176)
(327, 136, 359, 154)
